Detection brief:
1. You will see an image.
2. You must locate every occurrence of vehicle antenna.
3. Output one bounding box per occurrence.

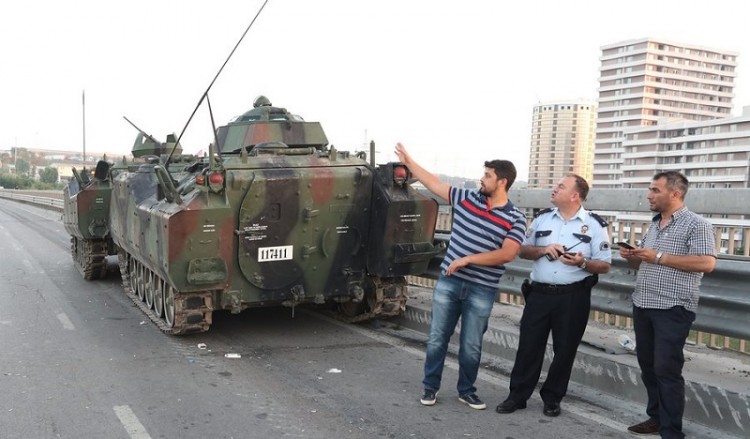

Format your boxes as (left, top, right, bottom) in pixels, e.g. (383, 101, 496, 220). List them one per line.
(166, 0, 271, 166)
(123, 116, 161, 145)
(206, 94, 222, 169)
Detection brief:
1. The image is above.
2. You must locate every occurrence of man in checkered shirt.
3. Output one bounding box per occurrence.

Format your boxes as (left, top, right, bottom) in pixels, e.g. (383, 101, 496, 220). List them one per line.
(620, 171, 716, 439)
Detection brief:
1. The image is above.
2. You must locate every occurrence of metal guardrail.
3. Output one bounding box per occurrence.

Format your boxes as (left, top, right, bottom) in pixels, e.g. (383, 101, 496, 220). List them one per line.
(422, 239, 750, 341)
(0, 191, 64, 212)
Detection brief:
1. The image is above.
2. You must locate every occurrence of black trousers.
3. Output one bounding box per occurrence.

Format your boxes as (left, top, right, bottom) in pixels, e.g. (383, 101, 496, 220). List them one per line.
(508, 284, 591, 404)
(633, 306, 695, 439)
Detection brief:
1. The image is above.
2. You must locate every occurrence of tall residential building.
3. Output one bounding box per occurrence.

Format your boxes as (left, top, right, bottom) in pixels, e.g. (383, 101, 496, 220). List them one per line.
(621, 105, 750, 189)
(593, 38, 738, 188)
(527, 100, 597, 188)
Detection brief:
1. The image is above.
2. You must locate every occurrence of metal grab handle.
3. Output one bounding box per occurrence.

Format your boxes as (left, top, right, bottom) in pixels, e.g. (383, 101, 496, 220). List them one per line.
(154, 165, 182, 204)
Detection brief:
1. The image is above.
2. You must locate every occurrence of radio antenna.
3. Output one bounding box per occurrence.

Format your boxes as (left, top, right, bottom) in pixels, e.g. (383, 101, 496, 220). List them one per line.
(167, 0, 271, 165)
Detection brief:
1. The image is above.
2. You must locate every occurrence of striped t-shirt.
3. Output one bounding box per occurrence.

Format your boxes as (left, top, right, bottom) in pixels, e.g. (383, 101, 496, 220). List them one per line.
(440, 187, 527, 288)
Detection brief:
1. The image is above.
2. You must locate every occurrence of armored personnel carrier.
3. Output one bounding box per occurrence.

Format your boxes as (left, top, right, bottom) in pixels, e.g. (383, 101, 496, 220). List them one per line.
(97, 97, 440, 334)
(63, 129, 196, 280)
(63, 161, 116, 280)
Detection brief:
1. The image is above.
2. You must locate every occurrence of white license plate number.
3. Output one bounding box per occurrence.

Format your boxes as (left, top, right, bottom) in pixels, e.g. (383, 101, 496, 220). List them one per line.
(258, 245, 293, 262)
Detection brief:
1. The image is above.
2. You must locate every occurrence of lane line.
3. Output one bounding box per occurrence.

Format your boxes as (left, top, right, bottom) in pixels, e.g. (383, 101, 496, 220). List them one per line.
(113, 405, 152, 439)
(311, 311, 630, 433)
(56, 312, 75, 331)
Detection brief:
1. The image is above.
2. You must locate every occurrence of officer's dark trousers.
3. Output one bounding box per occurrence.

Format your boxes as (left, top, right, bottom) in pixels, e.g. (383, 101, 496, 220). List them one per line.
(508, 285, 591, 404)
(633, 306, 694, 439)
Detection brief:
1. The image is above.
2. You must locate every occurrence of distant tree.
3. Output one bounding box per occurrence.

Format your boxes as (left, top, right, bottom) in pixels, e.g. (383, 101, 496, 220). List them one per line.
(16, 174, 34, 189)
(0, 172, 33, 189)
(15, 158, 30, 175)
(40, 167, 59, 184)
(0, 173, 16, 189)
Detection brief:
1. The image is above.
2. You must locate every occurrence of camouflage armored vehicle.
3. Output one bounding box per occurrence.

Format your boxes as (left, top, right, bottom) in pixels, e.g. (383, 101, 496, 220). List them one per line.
(106, 97, 441, 334)
(63, 161, 115, 280)
(63, 128, 197, 280)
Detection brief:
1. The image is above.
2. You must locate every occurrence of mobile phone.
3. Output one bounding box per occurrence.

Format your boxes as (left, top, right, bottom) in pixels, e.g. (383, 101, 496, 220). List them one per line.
(617, 241, 635, 249)
(545, 250, 576, 260)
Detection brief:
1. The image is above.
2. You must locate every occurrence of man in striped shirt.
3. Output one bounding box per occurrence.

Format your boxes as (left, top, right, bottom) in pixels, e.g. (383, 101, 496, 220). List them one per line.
(620, 171, 716, 438)
(395, 143, 527, 411)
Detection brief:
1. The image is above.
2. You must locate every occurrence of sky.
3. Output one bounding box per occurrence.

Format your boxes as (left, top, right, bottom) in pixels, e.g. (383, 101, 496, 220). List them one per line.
(2, 0, 750, 181)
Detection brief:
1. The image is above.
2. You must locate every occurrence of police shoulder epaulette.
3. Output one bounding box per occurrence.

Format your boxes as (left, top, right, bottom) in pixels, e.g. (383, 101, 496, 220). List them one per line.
(587, 211, 609, 227)
(534, 207, 554, 218)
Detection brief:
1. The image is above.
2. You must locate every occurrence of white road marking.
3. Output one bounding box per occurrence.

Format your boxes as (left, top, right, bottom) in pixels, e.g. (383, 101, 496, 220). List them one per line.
(113, 405, 152, 439)
(311, 311, 630, 433)
(56, 312, 75, 330)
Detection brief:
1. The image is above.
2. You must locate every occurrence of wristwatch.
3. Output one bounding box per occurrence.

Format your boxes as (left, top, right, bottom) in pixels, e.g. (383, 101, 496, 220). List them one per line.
(655, 252, 664, 265)
(579, 258, 587, 270)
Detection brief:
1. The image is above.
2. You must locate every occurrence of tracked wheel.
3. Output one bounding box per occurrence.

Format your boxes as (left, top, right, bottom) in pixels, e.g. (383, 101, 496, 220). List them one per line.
(145, 270, 155, 309)
(128, 256, 138, 295)
(153, 277, 165, 318)
(137, 263, 146, 302)
(163, 285, 176, 328)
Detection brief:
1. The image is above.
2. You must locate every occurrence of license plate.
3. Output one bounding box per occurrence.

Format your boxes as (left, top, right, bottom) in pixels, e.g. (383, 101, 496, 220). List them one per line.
(258, 245, 293, 262)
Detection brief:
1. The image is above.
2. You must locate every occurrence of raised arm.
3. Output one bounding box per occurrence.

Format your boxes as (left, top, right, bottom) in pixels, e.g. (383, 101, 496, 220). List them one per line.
(394, 142, 450, 202)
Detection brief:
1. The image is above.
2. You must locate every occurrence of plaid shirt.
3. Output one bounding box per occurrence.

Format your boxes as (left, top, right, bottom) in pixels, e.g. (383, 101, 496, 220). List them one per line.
(633, 206, 716, 312)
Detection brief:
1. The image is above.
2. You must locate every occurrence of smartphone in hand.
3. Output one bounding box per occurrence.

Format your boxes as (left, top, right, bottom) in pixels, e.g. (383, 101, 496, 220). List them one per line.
(617, 241, 635, 249)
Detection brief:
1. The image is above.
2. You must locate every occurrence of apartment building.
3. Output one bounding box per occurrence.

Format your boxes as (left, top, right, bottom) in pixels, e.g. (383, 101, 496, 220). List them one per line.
(528, 101, 597, 188)
(593, 38, 738, 188)
(620, 106, 750, 189)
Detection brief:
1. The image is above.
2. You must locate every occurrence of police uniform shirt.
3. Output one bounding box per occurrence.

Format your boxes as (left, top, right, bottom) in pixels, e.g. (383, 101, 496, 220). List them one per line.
(527, 207, 611, 285)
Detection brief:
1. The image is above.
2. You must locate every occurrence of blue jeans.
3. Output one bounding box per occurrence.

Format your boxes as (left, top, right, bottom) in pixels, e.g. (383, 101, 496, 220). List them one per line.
(633, 306, 695, 439)
(423, 275, 497, 396)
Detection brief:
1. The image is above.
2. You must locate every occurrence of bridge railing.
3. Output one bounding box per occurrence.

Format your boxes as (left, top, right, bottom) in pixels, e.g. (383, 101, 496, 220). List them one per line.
(411, 252, 750, 351)
(0, 190, 64, 212)
(411, 187, 750, 354)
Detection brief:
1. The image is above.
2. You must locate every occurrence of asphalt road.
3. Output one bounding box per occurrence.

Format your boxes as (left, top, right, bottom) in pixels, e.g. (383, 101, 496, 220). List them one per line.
(0, 198, 640, 439)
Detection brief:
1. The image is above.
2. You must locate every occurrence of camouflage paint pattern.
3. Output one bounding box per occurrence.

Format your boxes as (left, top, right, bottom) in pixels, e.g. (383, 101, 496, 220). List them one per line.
(63, 165, 115, 280)
(63, 178, 112, 240)
(73, 98, 440, 333)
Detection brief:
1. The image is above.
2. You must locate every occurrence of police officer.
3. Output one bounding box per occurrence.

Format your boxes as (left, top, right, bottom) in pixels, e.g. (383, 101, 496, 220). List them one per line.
(496, 174, 611, 417)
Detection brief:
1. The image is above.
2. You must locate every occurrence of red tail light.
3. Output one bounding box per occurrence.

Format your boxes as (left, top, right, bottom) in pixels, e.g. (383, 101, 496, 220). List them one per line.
(393, 165, 407, 185)
(196, 175, 205, 185)
(208, 172, 224, 185)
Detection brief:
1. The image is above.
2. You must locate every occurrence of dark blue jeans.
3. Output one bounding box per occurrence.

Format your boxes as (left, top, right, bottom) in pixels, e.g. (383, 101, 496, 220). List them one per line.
(633, 306, 695, 439)
(422, 275, 497, 396)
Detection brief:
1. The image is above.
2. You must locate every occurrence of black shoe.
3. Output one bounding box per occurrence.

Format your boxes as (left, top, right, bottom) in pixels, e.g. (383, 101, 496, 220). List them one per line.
(543, 401, 561, 417)
(420, 389, 437, 406)
(458, 393, 486, 410)
(495, 398, 527, 414)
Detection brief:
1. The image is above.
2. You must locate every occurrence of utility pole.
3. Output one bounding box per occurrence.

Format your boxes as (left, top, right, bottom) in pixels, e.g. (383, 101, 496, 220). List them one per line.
(82, 90, 86, 163)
